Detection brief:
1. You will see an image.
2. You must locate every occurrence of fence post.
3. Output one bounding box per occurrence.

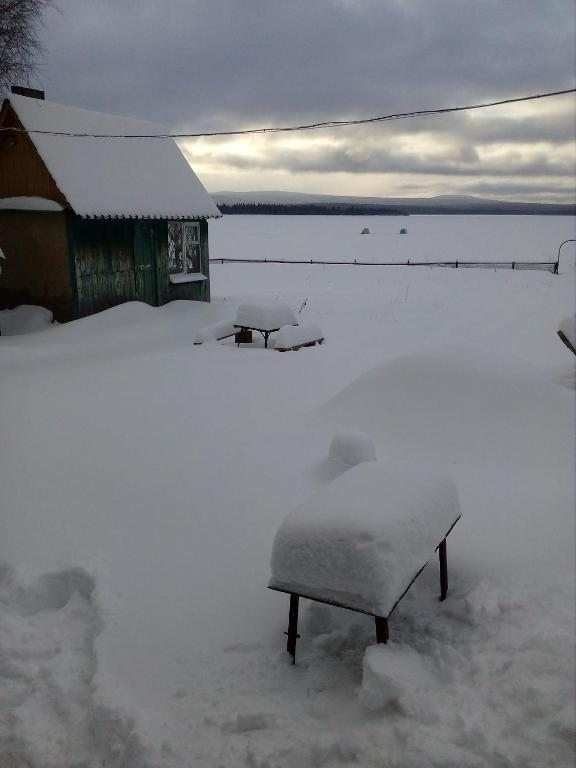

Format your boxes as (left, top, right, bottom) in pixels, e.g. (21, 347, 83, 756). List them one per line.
(555, 239, 575, 274)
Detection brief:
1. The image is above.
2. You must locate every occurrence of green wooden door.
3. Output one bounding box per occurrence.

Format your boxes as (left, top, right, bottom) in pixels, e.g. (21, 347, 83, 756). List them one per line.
(133, 222, 158, 306)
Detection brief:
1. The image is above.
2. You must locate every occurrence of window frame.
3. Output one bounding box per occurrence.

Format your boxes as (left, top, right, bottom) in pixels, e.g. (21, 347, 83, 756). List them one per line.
(168, 220, 206, 283)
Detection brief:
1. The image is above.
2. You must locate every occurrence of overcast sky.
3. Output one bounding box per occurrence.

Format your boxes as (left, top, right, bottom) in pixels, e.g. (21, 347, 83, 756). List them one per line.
(36, 0, 576, 201)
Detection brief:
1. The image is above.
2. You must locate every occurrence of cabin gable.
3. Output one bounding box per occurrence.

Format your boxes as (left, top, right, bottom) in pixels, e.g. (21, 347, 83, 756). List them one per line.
(0, 101, 69, 207)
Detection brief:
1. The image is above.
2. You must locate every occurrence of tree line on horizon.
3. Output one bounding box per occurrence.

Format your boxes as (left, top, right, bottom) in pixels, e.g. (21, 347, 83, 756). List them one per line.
(216, 202, 409, 216)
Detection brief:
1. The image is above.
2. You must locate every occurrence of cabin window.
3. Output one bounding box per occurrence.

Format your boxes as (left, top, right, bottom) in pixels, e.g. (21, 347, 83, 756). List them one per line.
(168, 222, 201, 275)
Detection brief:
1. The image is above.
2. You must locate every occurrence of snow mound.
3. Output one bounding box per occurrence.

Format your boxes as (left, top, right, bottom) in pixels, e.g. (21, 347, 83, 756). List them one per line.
(269, 461, 460, 616)
(360, 643, 431, 710)
(235, 302, 297, 330)
(0, 305, 53, 335)
(274, 323, 323, 350)
(318, 350, 570, 463)
(328, 431, 377, 466)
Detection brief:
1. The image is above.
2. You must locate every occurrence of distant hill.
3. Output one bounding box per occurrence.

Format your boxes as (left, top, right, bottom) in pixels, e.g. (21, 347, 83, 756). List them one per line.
(213, 191, 576, 216)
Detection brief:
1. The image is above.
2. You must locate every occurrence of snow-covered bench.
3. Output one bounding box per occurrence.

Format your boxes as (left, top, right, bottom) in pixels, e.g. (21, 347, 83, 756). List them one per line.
(269, 461, 461, 662)
(193, 320, 236, 345)
(234, 302, 298, 348)
(274, 324, 324, 352)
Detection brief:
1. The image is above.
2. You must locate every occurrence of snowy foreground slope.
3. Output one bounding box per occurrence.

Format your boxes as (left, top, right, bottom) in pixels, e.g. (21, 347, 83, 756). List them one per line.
(0, 216, 574, 767)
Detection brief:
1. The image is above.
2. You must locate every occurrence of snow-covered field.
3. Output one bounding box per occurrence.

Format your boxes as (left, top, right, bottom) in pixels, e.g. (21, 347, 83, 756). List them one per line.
(209, 214, 574, 265)
(0, 215, 574, 767)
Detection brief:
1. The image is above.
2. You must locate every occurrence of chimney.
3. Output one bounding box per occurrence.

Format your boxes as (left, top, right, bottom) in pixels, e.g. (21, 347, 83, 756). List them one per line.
(11, 86, 45, 100)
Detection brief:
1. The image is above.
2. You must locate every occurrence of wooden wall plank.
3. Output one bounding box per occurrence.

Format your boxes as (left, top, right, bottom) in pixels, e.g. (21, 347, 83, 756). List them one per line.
(0, 211, 73, 321)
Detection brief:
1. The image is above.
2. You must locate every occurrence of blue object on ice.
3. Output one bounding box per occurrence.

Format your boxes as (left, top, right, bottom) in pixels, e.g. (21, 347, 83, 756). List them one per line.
(399, 227, 408, 235)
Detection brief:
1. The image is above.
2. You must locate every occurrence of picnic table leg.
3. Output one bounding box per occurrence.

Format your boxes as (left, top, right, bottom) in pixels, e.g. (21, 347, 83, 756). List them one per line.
(285, 594, 300, 663)
(439, 538, 448, 601)
(375, 616, 389, 644)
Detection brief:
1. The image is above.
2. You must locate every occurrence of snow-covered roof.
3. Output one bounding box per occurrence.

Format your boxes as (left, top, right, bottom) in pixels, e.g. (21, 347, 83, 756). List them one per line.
(5, 94, 221, 220)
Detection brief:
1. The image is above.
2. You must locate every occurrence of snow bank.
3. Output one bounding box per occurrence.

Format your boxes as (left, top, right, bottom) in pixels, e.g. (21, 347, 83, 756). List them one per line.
(328, 430, 377, 466)
(274, 323, 323, 350)
(269, 461, 460, 616)
(0, 305, 53, 335)
(235, 302, 297, 330)
(194, 319, 236, 343)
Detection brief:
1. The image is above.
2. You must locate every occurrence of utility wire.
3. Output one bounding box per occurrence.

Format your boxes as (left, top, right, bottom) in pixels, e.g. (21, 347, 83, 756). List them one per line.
(1, 87, 574, 139)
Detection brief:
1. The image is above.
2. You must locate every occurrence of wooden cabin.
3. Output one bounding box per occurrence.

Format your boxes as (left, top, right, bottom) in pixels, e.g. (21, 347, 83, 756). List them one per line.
(0, 91, 221, 322)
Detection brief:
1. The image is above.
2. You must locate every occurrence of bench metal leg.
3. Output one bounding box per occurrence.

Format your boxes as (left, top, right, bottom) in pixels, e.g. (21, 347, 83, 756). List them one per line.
(375, 616, 389, 644)
(285, 594, 300, 663)
(439, 538, 448, 601)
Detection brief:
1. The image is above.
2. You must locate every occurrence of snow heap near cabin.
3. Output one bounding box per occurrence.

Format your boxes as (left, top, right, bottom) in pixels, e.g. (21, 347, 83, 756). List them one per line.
(269, 461, 460, 616)
(6, 93, 221, 220)
(0, 305, 53, 335)
(328, 430, 377, 466)
(274, 323, 324, 350)
(235, 302, 297, 330)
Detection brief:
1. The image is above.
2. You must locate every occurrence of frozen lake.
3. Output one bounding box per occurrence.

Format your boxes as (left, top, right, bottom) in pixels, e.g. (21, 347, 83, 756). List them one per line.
(209, 214, 576, 265)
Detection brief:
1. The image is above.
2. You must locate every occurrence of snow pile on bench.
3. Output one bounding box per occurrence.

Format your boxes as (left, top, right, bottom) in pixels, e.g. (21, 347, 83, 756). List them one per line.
(269, 461, 460, 617)
(235, 303, 297, 331)
(194, 319, 236, 344)
(328, 431, 377, 466)
(0, 305, 54, 335)
(274, 324, 324, 351)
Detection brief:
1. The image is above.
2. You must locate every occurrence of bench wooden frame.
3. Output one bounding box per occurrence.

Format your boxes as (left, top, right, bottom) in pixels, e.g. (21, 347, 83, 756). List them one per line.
(275, 337, 324, 352)
(193, 331, 236, 345)
(269, 515, 460, 663)
(558, 329, 576, 356)
(234, 324, 280, 348)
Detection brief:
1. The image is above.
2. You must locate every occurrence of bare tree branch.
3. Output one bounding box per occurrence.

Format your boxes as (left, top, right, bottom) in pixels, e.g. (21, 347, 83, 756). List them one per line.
(0, 0, 52, 92)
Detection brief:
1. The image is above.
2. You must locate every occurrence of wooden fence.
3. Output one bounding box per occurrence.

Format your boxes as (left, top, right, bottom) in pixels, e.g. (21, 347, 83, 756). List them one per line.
(210, 257, 559, 273)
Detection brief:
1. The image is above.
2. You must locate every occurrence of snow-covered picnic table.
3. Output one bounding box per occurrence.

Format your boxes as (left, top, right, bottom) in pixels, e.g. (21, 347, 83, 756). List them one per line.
(234, 302, 298, 347)
(269, 461, 461, 661)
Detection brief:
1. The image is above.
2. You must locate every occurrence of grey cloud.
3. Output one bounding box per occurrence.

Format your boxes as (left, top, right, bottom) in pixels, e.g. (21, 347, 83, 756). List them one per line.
(32, 0, 576, 201)
(195, 142, 574, 179)
(41, 0, 575, 127)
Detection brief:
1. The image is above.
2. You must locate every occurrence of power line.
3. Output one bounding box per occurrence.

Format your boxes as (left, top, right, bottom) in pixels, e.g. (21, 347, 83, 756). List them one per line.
(1, 87, 574, 139)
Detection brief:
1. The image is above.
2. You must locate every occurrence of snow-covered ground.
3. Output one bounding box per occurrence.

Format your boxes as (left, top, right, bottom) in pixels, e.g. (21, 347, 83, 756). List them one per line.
(0, 215, 574, 767)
